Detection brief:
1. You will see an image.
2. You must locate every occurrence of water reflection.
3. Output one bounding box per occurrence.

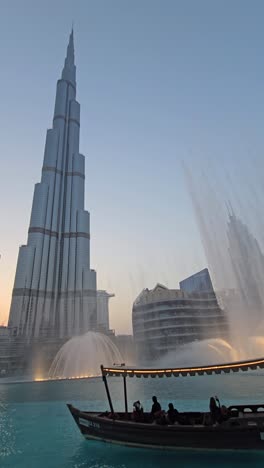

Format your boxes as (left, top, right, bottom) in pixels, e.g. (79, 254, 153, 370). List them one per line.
(68, 439, 264, 468)
(0, 402, 17, 459)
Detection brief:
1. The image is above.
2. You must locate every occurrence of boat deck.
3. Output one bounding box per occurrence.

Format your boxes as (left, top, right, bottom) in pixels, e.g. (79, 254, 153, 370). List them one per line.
(79, 407, 264, 429)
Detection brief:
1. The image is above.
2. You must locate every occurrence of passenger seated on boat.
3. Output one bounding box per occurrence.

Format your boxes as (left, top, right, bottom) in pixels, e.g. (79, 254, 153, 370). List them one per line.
(155, 411, 167, 425)
(209, 396, 221, 424)
(151, 396, 162, 419)
(166, 403, 180, 424)
(132, 400, 144, 422)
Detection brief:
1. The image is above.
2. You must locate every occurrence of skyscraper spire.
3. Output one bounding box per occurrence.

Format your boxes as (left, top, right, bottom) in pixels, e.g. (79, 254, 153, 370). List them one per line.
(62, 29, 76, 85)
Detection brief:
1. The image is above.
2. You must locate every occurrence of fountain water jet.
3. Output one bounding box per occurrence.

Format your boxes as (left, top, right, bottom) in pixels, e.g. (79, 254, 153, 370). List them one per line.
(157, 336, 264, 368)
(49, 331, 123, 379)
(183, 161, 264, 362)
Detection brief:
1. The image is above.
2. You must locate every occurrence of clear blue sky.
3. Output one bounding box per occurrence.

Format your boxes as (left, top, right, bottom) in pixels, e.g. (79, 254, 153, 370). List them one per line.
(1, 0, 264, 333)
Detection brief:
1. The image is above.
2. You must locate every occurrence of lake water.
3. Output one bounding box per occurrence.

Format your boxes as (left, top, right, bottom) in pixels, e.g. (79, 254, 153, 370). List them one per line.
(1, 372, 264, 467)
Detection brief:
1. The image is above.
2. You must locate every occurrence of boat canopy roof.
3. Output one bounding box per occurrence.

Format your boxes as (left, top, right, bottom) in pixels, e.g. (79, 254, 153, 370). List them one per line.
(101, 357, 264, 378)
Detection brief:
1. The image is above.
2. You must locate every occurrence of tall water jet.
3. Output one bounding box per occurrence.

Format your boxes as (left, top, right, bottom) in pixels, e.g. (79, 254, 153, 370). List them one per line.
(49, 332, 123, 379)
(184, 160, 264, 354)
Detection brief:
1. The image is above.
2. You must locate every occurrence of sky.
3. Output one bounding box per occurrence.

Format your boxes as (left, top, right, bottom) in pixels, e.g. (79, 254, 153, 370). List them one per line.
(1, 0, 264, 333)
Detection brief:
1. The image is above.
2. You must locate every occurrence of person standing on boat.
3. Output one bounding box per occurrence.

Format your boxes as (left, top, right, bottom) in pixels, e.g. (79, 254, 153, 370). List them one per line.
(151, 396, 162, 419)
(209, 396, 221, 424)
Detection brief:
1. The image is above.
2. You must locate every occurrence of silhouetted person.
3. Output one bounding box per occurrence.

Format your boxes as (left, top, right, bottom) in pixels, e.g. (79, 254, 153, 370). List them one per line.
(166, 403, 179, 424)
(151, 396, 162, 419)
(209, 396, 221, 424)
(132, 400, 144, 422)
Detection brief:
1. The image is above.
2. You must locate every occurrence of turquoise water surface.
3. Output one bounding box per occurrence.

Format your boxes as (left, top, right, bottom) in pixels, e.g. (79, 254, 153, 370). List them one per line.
(1, 372, 264, 467)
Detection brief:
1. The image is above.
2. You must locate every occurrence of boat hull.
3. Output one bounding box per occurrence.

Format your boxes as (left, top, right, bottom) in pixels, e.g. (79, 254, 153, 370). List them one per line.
(67, 404, 264, 451)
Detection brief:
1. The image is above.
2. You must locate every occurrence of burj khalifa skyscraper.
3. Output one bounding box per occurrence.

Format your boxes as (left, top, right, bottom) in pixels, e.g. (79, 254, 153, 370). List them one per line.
(8, 31, 97, 340)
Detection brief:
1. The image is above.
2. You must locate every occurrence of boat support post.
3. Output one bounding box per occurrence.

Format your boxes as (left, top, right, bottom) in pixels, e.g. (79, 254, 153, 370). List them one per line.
(123, 375, 128, 415)
(101, 365, 114, 414)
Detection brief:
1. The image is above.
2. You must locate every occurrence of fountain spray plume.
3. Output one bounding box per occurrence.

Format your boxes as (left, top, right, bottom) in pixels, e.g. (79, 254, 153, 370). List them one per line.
(49, 331, 123, 379)
(183, 159, 264, 360)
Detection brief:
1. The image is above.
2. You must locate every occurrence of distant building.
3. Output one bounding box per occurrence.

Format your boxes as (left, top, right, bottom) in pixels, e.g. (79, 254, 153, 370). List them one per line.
(180, 268, 213, 293)
(227, 213, 264, 330)
(0, 327, 26, 376)
(132, 270, 228, 360)
(96, 291, 114, 332)
(0, 327, 11, 375)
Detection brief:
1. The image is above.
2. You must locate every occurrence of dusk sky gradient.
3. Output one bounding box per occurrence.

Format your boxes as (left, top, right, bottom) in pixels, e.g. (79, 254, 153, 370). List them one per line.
(1, 0, 264, 333)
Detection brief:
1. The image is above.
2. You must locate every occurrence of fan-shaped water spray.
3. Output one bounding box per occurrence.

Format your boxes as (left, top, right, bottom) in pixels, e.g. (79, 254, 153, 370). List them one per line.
(49, 332, 123, 379)
(156, 337, 264, 368)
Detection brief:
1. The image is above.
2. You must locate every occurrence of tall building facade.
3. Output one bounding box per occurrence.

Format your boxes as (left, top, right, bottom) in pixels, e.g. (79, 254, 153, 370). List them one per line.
(227, 212, 264, 331)
(8, 31, 97, 340)
(96, 291, 114, 332)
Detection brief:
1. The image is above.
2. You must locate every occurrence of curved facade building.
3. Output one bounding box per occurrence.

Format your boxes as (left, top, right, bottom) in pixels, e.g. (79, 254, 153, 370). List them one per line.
(132, 280, 229, 360)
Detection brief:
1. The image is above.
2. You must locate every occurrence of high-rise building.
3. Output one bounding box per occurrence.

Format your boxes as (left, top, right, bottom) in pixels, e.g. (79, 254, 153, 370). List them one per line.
(227, 212, 264, 330)
(96, 290, 114, 332)
(8, 31, 97, 340)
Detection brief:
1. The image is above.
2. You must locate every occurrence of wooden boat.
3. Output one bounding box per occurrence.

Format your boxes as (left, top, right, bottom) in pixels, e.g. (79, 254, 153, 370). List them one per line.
(67, 357, 264, 451)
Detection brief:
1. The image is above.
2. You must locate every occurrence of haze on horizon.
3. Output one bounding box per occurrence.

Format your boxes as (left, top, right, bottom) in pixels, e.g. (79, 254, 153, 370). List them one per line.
(1, 0, 264, 334)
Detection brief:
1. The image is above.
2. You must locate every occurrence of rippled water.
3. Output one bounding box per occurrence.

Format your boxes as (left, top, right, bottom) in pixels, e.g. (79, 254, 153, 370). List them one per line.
(1, 373, 264, 467)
